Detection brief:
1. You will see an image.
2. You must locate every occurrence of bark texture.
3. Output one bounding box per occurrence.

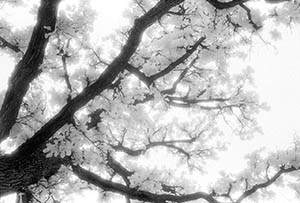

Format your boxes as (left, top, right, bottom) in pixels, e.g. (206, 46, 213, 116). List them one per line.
(0, 0, 62, 197)
(0, 150, 61, 196)
(0, 0, 61, 142)
(0, 0, 185, 198)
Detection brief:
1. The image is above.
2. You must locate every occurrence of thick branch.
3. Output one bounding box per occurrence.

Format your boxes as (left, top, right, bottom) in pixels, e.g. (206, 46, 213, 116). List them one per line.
(206, 0, 248, 9)
(0, 0, 61, 142)
(72, 164, 219, 203)
(236, 166, 298, 203)
(0, 149, 62, 196)
(14, 0, 185, 156)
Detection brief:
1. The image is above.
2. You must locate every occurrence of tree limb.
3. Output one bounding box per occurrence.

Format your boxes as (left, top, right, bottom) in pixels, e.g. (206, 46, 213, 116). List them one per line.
(107, 154, 134, 186)
(206, 0, 249, 9)
(126, 37, 206, 88)
(13, 0, 185, 156)
(72, 164, 220, 203)
(0, 0, 61, 142)
(236, 165, 298, 203)
(110, 134, 203, 159)
(0, 36, 22, 53)
(149, 36, 206, 82)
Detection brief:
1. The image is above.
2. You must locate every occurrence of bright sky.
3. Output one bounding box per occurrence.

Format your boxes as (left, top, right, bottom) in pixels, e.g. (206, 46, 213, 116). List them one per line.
(1, 1, 300, 203)
(226, 26, 300, 158)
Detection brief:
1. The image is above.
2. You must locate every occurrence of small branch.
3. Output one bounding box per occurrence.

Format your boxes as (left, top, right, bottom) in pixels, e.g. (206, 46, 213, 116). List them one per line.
(149, 37, 206, 82)
(226, 15, 241, 32)
(72, 164, 220, 203)
(125, 64, 152, 87)
(166, 96, 229, 104)
(239, 4, 262, 30)
(162, 55, 199, 95)
(214, 183, 234, 202)
(90, 48, 109, 66)
(236, 166, 298, 203)
(61, 54, 72, 101)
(110, 134, 203, 159)
(107, 153, 134, 186)
(0, 36, 22, 53)
(57, 38, 73, 101)
(167, 4, 187, 16)
(135, 0, 147, 13)
(126, 37, 205, 89)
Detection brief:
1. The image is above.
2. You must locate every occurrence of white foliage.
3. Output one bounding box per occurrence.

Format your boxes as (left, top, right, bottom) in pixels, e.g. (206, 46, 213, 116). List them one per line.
(2, 0, 300, 202)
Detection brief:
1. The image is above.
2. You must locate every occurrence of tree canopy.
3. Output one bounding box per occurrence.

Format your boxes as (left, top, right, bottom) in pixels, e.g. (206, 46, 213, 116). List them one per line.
(0, 0, 300, 203)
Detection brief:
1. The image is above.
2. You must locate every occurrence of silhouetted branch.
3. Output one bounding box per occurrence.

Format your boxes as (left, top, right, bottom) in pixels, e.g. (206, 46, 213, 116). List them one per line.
(149, 37, 206, 82)
(236, 165, 298, 203)
(14, 0, 185, 156)
(110, 132, 204, 159)
(0, 36, 22, 53)
(239, 4, 262, 30)
(107, 154, 134, 186)
(0, 0, 61, 142)
(126, 37, 206, 88)
(206, 0, 248, 9)
(72, 164, 220, 203)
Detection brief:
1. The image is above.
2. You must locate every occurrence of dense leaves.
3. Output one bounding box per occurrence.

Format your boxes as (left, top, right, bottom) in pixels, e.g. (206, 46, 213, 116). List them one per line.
(0, 0, 299, 203)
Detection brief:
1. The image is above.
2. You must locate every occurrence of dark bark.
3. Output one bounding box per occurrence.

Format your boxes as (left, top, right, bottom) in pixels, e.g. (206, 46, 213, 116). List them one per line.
(0, 0, 291, 202)
(14, 0, 185, 156)
(72, 165, 220, 203)
(0, 0, 61, 143)
(0, 149, 62, 196)
(0, 0, 61, 197)
(206, 0, 249, 9)
(0, 36, 22, 53)
(0, 0, 185, 198)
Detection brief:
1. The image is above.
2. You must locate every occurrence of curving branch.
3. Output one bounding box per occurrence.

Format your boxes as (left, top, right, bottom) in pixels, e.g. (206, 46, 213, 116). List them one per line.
(149, 36, 206, 82)
(72, 162, 299, 203)
(72, 164, 220, 203)
(110, 133, 204, 159)
(126, 36, 206, 87)
(209, 165, 300, 203)
(236, 165, 298, 203)
(239, 4, 262, 30)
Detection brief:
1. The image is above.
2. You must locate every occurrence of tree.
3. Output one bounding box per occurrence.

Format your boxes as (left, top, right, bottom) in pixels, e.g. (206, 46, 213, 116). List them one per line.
(0, 0, 299, 202)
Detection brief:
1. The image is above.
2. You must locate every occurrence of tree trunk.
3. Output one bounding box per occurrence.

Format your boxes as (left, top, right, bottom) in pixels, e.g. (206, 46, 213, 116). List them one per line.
(0, 150, 61, 196)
